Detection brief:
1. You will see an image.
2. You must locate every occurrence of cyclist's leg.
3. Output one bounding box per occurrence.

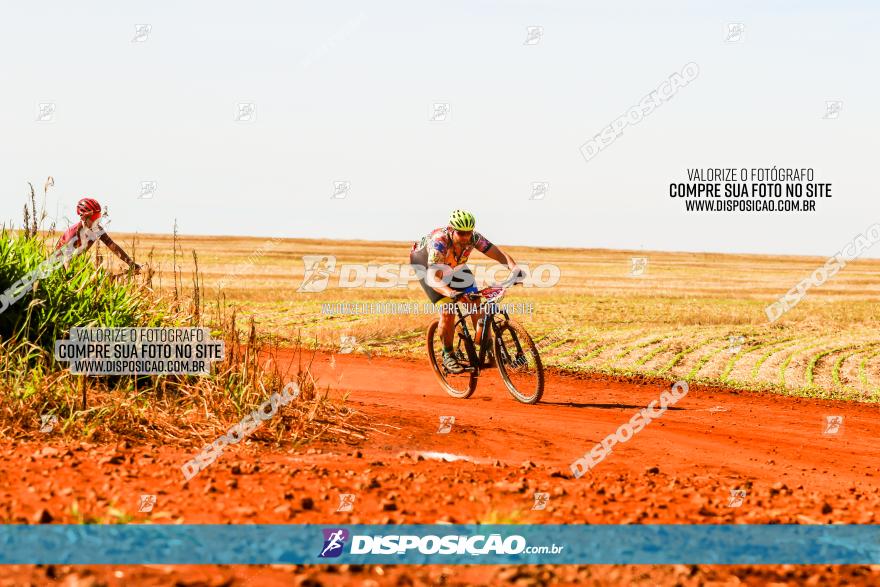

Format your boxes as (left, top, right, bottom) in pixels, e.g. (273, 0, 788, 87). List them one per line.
(411, 254, 463, 370)
(450, 266, 481, 344)
(440, 307, 456, 350)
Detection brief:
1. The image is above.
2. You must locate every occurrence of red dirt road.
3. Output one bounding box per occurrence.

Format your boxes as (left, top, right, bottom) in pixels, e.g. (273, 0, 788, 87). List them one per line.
(3, 351, 880, 585)
(303, 350, 880, 511)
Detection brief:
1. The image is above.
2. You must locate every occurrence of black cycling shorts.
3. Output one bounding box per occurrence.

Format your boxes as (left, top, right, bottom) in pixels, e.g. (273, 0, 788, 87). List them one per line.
(408, 250, 479, 304)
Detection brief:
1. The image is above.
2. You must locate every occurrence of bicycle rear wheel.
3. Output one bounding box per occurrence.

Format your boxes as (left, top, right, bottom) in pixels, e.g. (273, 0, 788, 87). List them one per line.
(494, 318, 544, 404)
(427, 319, 477, 399)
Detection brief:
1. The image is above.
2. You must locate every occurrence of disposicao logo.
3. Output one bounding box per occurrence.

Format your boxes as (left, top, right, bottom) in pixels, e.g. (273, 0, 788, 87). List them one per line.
(319, 528, 350, 558)
(315, 529, 566, 558)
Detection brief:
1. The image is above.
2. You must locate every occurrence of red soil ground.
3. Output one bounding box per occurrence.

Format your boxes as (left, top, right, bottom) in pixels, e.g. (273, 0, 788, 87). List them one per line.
(2, 351, 880, 585)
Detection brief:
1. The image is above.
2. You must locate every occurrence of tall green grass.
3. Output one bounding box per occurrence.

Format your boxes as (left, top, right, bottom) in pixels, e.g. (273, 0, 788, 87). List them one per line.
(0, 209, 368, 446)
(0, 228, 157, 350)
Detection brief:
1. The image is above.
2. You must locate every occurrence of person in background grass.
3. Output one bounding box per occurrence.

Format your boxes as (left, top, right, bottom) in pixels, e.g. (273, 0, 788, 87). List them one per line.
(56, 197, 141, 272)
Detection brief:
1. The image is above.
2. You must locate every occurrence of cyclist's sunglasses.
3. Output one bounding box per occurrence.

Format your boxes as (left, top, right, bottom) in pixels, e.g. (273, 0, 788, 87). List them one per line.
(80, 211, 101, 222)
(452, 229, 473, 237)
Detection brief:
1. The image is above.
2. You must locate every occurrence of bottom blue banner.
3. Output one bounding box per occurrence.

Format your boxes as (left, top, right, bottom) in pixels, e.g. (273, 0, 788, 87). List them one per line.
(0, 524, 879, 565)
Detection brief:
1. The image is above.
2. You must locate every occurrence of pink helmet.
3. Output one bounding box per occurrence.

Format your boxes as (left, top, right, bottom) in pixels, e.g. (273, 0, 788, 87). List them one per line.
(76, 197, 102, 219)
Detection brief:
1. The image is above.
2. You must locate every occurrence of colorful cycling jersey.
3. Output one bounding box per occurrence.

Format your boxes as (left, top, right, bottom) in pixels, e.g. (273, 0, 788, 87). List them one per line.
(55, 221, 110, 252)
(410, 226, 493, 269)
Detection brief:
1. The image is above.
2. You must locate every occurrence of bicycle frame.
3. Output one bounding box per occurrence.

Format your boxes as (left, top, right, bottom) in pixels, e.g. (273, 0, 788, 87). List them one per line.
(446, 288, 525, 374)
(429, 279, 543, 403)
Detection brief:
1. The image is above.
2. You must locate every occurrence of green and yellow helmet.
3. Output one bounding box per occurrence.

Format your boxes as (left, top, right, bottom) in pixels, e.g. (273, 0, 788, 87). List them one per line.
(449, 209, 476, 231)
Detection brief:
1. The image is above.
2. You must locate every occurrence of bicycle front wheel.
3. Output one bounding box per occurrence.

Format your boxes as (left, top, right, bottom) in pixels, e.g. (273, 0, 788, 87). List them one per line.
(494, 318, 544, 404)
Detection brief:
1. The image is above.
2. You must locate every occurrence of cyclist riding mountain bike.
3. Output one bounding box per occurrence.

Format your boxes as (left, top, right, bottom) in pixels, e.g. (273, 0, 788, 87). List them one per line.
(410, 209, 523, 374)
(56, 198, 141, 271)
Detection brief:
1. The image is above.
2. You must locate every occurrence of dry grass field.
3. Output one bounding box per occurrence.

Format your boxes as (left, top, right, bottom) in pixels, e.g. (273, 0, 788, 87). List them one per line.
(105, 231, 880, 401)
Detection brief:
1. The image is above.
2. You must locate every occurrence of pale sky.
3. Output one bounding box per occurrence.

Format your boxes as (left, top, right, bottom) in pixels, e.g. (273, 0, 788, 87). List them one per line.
(1, 1, 878, 257)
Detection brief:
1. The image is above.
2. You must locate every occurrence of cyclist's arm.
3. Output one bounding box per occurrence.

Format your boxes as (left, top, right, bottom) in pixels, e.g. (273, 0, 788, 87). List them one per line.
(482, 244, 525, 285)
(483, 244, 518, 272)
(429, 266, 459, 299)
(100, 233, 136, 266)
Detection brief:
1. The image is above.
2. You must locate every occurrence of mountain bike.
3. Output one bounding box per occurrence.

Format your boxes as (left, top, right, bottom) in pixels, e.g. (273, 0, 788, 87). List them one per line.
(426, 283, 544, 404)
